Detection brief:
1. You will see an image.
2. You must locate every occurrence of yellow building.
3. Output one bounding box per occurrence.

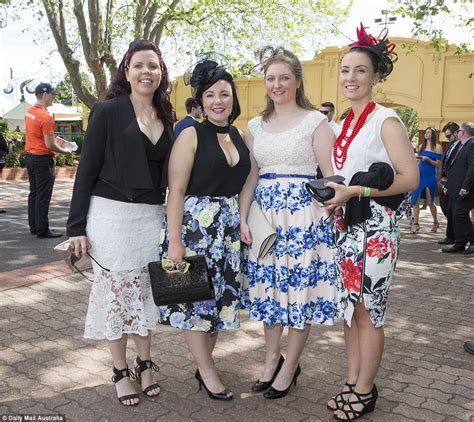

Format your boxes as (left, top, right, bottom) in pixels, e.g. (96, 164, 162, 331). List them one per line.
(171, 37, 473, 147)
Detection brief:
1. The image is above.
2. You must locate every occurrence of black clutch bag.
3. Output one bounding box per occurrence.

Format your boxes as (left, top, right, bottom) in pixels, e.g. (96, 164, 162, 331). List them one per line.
(148, 255, 214, 306)
(306, 175, 345, 203)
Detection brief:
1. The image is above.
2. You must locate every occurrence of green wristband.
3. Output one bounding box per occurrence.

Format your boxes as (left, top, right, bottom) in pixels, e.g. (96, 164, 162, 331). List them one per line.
(363, 186, 371, 197)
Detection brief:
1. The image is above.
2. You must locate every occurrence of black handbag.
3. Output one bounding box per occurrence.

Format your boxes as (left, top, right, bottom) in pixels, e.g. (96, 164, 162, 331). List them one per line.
(306, 175, 345, 203)
(148, 255, 214, 306)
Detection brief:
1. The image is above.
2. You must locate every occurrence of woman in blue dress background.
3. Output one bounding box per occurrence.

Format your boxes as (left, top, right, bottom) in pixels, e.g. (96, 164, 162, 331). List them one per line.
(411, 127, 443, 233)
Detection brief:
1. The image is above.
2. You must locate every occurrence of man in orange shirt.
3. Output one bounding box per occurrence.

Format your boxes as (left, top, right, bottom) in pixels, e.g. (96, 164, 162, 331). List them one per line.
(25, 83, 69, 238)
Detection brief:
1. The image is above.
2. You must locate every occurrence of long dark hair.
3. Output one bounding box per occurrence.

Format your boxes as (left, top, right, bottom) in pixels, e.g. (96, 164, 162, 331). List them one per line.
(106, 39, 175, 126)
(189, 59, 241, 124)
(421, 127, 437, 151)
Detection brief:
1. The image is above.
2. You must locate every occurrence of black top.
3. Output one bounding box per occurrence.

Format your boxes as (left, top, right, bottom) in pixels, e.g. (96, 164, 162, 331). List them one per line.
(67, 95, 173, 237)
(92, 130, 171, 204)
(186, 120, 250, 197)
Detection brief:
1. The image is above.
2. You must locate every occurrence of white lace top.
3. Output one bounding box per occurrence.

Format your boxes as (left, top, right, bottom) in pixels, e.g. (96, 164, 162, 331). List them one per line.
(332, 106, 402, 183)
(248, 110, 326, 176)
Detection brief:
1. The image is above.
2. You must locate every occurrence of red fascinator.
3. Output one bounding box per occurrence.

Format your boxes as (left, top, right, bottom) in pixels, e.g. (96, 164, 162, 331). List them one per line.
(349, 23, 398, 79)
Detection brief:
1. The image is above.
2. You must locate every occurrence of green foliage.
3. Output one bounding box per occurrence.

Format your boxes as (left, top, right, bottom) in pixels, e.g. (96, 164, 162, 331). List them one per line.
(63, 152, 76, 166)
(71, 134, 84, 154)
(395, 107, 419, 143)
(0, 120, 8, 134)
(3, 136, 25, 167)
(55, 73, 95, 106)
(54, 152, 76, 167)
(4, 150, 25, 167)
(20, 0, 349, 108)
(390, 0, 473, 53)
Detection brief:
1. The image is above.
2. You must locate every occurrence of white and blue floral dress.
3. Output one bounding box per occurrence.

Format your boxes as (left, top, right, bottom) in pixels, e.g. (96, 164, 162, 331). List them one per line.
(242, 111, 340, 328)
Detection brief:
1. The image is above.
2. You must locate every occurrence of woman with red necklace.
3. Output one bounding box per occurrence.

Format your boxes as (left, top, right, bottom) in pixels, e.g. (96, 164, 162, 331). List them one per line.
(324, 25, 419, 420)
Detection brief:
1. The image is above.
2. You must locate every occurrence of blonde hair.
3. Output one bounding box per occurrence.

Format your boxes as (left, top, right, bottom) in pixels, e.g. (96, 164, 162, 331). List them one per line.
(260, 48, 316, 122)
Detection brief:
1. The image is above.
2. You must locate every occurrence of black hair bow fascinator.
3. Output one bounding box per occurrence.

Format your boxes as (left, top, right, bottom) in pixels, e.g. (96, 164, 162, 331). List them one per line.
(183, 52, 231, 90)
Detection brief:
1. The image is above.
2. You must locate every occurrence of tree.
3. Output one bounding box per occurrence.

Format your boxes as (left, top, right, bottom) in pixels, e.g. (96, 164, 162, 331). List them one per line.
(54, 73, 95, 106)
(390, 0, 473, 53)
(395, 107, 418, 144)
(22, 0, 348, 109)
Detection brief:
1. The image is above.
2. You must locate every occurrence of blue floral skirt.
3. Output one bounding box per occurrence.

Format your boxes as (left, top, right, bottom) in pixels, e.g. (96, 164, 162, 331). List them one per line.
(156, 195, 241, 333)
(241, 178, 340, 328)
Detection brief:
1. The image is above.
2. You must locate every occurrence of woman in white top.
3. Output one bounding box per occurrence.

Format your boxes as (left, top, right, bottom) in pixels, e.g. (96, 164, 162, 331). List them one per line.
(324, 25, 419, 420)
(240, 46, 339, 400)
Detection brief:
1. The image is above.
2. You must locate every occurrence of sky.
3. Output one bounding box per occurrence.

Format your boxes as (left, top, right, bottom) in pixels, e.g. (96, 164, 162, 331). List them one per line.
(0, 0, 472, 114)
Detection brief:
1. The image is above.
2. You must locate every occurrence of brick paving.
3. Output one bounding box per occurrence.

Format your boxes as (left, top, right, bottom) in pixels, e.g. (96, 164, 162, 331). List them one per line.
(0, 179, 473, 421)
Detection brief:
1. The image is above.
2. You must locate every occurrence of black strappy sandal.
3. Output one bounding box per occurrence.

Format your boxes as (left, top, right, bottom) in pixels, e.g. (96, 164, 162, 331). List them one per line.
(333, 385, 378, 420)
(111, 367, 139, 406)
(134, 356, 161, 397)
(327, 382, 356, 411)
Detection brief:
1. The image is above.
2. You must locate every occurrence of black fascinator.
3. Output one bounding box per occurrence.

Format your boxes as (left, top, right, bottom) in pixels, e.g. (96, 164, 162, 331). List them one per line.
(184, 52, 240, 123)
(184, 52, 232, 92)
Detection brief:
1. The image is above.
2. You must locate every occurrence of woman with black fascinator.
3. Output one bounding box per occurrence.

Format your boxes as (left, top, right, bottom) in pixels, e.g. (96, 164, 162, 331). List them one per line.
(156, 57, 250, 401)
(67, 40, 175, 406)
(323, 24, 419, 419)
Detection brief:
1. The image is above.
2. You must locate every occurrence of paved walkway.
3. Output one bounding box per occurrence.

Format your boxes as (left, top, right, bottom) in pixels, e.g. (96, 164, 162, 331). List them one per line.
(0, 179, 473, 421)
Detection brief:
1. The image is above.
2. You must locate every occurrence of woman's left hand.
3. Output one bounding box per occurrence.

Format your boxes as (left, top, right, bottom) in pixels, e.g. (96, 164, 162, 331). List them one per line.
(323, 183, 355, 212)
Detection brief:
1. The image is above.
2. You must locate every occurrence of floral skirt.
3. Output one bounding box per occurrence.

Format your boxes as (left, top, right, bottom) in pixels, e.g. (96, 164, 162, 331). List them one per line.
(156, 195, 241, 333)
(241, 178, 340, 328)
(84, 196, 164, 340)
(335, 200, 405, 328)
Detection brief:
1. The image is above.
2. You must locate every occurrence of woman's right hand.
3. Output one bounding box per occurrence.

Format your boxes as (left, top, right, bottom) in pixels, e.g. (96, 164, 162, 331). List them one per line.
(167, 240, 185, 262)
(240, 222, 252, 245)
(69, 236, 90, 258)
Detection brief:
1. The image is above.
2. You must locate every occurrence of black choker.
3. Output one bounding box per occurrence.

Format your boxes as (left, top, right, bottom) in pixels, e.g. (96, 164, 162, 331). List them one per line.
(205, 119, 230, 133)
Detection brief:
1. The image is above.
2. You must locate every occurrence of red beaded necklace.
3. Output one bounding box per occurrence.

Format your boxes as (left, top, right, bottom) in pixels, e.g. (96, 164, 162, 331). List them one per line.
(333, 102, 376, 170)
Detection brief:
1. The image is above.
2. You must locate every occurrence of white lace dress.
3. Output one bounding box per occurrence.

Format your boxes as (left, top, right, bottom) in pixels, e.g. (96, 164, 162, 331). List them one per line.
(84, 196, 164, 340)
(241, 111, 341, 328)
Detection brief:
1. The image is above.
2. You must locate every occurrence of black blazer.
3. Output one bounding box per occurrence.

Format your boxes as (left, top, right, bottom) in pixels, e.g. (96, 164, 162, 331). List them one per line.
(67, 95, 172, 237)
(446, 138, 474, 199)
(441, 140, 460, 177)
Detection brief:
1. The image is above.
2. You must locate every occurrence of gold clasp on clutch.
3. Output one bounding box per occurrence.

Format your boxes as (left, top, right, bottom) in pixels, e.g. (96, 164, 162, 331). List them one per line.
(162, 258, 190, 274)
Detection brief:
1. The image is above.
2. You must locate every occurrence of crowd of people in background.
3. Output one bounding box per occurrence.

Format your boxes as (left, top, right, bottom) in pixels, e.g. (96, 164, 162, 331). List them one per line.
(409, 121, 474, 255)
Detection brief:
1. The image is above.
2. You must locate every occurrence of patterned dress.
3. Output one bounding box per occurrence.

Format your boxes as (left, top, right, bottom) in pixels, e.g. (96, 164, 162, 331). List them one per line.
(332, 107, 411, 328)
(242, 111, 340, 328)
(157, 120, 250, 333)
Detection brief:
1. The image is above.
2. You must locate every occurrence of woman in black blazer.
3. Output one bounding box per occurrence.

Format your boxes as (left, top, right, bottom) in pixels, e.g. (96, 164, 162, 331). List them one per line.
(67, 40, 174, 406)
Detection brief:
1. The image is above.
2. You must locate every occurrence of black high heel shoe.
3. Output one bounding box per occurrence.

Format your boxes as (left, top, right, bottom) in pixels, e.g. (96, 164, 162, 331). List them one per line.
(252, 354, 285, 392)
(333, 384, 378, 420)
(194, 369, 233, 401)
(263, 364, 301, 400)
(327, 382, 356, 411)
(134, 356, 161, 397)
(111, 367, 139, 406)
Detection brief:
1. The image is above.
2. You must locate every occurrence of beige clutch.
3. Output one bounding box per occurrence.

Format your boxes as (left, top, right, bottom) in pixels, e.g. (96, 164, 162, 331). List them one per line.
(54, 240, 92, 273)
(247, 201, 277, 261)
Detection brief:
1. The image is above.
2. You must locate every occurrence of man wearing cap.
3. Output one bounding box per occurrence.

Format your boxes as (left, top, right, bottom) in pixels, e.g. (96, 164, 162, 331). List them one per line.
(24, 83, 69, 238)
